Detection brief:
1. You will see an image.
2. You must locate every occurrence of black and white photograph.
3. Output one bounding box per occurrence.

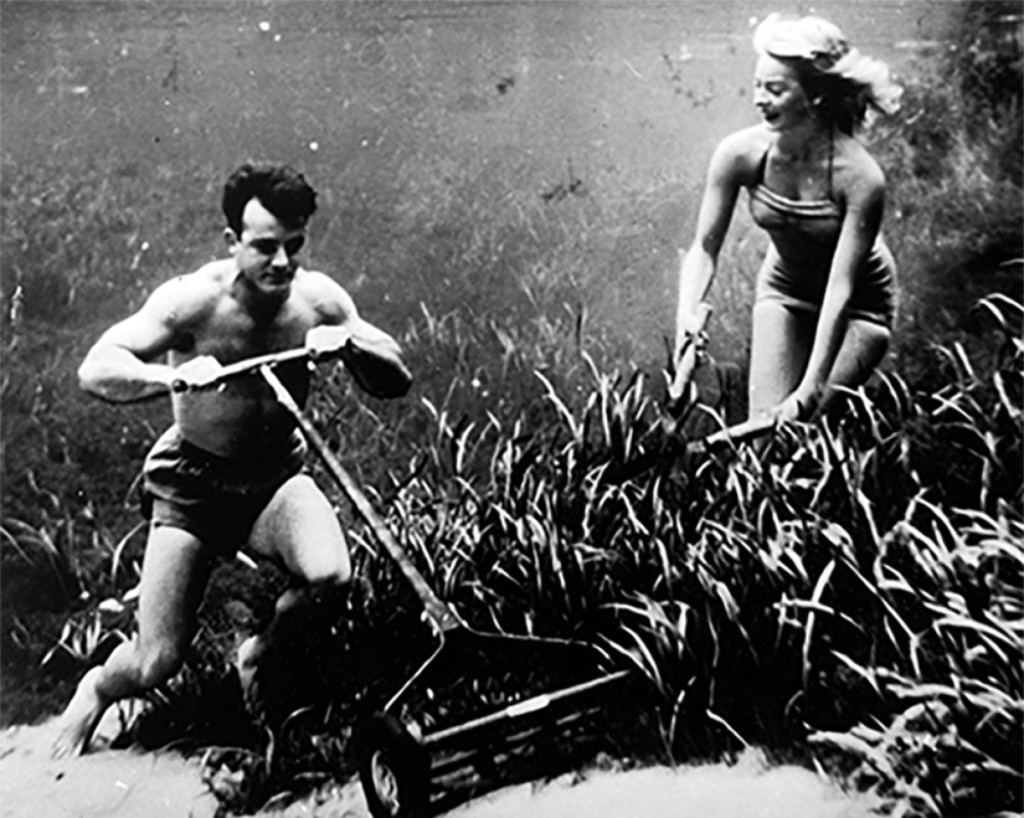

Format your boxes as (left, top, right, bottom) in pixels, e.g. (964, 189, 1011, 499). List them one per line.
(1, 1, 1021, 816)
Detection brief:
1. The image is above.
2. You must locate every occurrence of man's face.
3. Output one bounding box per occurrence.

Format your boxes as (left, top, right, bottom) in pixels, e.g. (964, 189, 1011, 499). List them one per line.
(227, 197, 306, 299)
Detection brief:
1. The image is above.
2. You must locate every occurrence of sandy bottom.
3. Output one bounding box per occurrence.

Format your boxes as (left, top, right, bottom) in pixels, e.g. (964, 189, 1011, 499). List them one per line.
(0, 719, 219, 818)
(1, 717, 878, 818)
(442, 760, 877, 818)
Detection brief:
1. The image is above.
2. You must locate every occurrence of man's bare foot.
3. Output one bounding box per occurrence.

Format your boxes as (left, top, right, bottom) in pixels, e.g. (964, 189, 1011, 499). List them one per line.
(51, 667, 107, 759)
(235, 634, 268, 704)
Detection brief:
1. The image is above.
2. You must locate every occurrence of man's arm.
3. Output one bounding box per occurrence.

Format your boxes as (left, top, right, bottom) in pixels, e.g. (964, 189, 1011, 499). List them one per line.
(78, 277, 202, 403)
(305, 274, 413, 399)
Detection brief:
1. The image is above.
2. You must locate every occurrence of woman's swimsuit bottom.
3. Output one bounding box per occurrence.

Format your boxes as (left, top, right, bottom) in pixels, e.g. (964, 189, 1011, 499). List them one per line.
(747, 154, 897, 330)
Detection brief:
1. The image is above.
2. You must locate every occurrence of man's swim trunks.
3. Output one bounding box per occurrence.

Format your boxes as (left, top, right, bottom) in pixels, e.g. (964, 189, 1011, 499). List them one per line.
(142, 424, 306, 555)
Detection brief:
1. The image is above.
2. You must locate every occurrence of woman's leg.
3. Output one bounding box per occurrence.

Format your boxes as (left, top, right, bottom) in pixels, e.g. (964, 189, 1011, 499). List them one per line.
(747, 299, 815, 420)
(821, 317, 890, 411)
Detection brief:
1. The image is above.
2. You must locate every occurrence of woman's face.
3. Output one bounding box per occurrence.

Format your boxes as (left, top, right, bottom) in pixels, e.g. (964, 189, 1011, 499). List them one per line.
(752, 54, 814, 132)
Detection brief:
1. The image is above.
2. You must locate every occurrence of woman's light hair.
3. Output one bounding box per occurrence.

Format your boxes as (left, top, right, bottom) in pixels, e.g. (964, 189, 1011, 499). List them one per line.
(753, 13, 903, 130)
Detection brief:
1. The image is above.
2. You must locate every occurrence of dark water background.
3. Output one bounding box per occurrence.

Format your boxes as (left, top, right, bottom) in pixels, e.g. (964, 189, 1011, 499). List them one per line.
(1, 1, 956, 365)
(1, 1, 952, 175)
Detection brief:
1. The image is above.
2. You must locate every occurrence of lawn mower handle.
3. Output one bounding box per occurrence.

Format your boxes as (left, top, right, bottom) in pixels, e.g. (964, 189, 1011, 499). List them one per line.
(169, 345, 342, 394)
(258, 363, 463, 637)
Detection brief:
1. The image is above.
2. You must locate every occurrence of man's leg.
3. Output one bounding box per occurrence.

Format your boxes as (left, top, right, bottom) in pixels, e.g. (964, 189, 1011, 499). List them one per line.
(237, 474, 350, 692)
(52, 526, 213, 758)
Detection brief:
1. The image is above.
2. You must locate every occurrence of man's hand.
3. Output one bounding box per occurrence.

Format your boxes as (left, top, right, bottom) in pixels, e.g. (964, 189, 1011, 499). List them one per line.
(170, 355, 224, 393)
(305, 325, 353, 360)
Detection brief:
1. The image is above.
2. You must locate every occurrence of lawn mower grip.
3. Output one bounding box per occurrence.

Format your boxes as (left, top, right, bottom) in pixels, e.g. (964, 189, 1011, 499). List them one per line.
(168, 346, 338, 395)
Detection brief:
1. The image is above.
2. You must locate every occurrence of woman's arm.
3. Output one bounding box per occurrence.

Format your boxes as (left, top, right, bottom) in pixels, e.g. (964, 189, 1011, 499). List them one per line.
(675, 133, 750, 355)
(782, 164, 886, 418)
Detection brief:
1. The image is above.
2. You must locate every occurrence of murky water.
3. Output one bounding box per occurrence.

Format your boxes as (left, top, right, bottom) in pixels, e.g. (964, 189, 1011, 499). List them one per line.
(1, 1, 957, 361)
(1, 1, 953, 175)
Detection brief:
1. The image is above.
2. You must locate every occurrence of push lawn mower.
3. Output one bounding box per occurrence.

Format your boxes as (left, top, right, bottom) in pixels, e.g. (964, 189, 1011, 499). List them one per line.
(174, 349, 634, 816)
(179, 336, 772, 817)
(258, 362, 633, 817)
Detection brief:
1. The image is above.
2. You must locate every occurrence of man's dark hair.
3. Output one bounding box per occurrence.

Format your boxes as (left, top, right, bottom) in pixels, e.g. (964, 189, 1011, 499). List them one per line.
(222, 163, 318, 235)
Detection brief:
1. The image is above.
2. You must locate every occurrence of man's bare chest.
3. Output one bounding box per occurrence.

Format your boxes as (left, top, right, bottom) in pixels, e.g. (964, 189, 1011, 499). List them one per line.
(189, 301, 314, 366)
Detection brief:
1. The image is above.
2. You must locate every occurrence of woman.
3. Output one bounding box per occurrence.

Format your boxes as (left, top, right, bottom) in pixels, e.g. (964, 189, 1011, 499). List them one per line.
(675, 14, 902, 422)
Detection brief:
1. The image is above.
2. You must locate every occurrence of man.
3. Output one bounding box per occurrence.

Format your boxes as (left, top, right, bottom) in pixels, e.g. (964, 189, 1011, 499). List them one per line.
(52, 163, 412, 757)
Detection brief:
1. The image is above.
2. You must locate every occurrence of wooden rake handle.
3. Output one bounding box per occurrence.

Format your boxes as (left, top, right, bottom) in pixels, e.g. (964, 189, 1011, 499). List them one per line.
(685, 415, 778, 455)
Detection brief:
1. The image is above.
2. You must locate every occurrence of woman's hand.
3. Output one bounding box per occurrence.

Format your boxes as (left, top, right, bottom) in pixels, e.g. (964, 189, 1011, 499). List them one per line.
(775, 387, 817, 422)
(674, 313, 708, 360)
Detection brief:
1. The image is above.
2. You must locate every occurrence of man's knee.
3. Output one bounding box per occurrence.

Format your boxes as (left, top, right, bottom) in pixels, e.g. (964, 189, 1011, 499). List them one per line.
(273, 571, 350, 617)
(312, 558, 352, 587)
(136, 642, 187, 689)
(252, 475, 350, 579)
